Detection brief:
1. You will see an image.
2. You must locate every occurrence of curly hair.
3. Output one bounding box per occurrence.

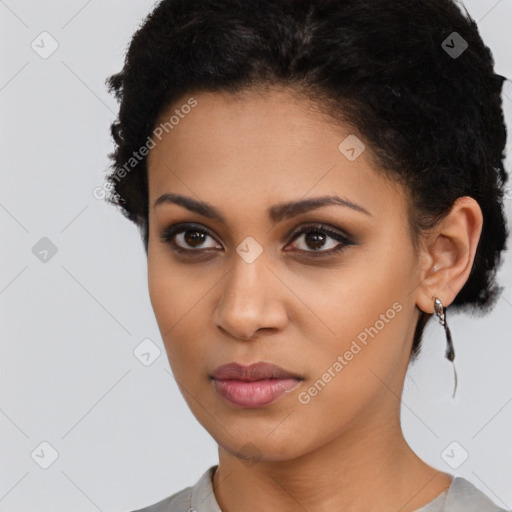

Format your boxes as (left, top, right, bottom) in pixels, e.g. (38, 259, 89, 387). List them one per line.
(104, 0, 509, 360)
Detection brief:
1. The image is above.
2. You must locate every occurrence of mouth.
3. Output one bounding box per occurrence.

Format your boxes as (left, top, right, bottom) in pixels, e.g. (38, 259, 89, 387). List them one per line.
(210, 362, 303, 408)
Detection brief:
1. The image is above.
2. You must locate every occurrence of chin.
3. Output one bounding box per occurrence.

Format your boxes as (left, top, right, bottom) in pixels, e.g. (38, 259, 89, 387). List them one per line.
(215, 428, 316, 464)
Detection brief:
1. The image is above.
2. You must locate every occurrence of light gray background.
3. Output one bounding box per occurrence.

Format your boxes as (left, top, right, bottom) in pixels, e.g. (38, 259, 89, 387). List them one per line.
(1, 1, 511, 511)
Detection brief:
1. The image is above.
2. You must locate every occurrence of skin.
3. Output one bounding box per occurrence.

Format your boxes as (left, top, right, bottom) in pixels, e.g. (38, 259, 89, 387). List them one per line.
(146, 85, 483, 512)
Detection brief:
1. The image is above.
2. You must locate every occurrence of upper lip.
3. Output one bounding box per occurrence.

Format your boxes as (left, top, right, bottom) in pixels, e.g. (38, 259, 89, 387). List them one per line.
(210, 362, 303, 381)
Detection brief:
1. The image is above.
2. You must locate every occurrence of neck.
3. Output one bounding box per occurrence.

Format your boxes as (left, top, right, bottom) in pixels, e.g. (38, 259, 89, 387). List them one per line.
(212, 400, 452, 512)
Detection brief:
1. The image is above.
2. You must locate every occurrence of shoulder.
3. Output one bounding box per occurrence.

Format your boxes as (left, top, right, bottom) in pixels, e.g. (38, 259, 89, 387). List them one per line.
(444, 477, 510, 512)
(129, 466, 218, 512)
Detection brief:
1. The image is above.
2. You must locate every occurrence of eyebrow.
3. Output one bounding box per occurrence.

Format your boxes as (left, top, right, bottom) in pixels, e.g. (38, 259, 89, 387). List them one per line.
(153, 192, 372, 223)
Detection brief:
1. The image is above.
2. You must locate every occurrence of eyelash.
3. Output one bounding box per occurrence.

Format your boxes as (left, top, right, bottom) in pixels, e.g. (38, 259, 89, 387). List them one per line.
(159, 222, 355, 258)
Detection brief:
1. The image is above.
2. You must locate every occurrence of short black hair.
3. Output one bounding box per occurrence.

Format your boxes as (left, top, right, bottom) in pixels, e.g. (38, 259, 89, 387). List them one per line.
(105, 0, 509, 359)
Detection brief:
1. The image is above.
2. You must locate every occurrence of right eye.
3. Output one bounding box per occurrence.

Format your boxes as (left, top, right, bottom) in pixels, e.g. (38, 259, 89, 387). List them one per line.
(160, 222, 223, 255)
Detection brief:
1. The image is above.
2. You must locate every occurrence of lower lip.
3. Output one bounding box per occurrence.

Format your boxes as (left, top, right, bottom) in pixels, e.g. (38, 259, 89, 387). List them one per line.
(212, 378, 301, 408)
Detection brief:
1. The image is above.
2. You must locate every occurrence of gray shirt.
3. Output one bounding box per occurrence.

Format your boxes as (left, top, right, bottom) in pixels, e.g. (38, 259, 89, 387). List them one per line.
(131, 465, 509, 512)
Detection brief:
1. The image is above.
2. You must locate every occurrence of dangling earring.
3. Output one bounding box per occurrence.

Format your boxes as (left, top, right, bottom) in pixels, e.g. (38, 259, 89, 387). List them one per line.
(433, 297, 458, 398)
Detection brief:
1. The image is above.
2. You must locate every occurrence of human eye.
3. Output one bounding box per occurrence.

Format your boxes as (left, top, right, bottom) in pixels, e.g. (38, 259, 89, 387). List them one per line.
(160, 222, 355, 259)
(285, 223, 355, 257)
(159, 222, 222, 256)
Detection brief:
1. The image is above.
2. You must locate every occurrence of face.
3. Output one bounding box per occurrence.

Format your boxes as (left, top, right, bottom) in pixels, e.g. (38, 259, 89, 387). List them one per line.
(146, 86, 424, 462)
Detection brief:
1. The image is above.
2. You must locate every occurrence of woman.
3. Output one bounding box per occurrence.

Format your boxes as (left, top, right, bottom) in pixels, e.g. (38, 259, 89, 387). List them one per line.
(104, 0, 510, 511)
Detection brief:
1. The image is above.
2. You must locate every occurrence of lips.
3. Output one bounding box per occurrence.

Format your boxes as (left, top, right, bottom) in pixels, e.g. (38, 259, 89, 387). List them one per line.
(210, 362, 303, 408)
(210, 362, 303, 381)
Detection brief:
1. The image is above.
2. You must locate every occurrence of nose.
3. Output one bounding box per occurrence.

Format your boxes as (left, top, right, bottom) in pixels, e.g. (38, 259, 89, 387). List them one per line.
(213, 253, 288, 341)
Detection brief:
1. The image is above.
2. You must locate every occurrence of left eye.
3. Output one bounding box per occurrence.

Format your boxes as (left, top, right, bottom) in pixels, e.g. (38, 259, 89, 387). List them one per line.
(287, 225, 352, 254)
(160, 223, 354, 257)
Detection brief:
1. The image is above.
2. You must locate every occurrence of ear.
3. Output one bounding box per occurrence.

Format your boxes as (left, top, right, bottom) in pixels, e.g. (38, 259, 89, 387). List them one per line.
(415, 196, 483, 314)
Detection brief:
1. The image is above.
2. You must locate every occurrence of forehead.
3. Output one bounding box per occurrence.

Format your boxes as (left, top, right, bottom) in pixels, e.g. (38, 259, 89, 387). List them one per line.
(146, 87, 407, 222)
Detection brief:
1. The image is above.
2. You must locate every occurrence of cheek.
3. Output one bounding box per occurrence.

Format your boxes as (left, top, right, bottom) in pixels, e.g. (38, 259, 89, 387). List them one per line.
(292, 300, 410, 443)
(311, 294, 408, 385)
(147, 248, 215, 369)
(147, 244, 193, 324)
(147, 254, 170, 328)
(147, 248, 187, 352)
(303, 242, 416, 375)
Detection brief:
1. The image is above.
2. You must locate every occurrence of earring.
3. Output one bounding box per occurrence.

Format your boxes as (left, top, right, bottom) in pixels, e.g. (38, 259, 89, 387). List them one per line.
(433, 297, 458, 398)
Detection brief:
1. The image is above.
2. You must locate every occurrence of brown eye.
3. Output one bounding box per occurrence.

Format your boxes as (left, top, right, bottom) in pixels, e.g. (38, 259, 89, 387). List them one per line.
(160, 223, 221, 253)
(295, 230, 332, 251)
(160, 222, 355, 258)
(286, 224, 355, 257)
(183, 229, 207, 248)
